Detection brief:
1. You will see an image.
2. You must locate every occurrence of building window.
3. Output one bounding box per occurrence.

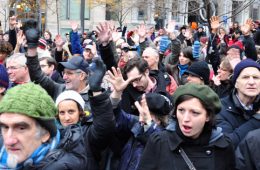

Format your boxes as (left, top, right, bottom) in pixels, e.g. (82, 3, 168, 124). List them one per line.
(138, 7, 147, 20)
(172, 0, 179, 22)
(61, 0, 90, 20)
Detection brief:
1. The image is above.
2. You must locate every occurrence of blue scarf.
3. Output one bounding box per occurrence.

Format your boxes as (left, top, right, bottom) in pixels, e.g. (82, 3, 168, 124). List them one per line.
(0, 130, 60, 169)
(178, 64, 189, 77)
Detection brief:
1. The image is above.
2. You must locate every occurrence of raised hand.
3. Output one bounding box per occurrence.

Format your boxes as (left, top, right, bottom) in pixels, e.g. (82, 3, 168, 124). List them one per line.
(55, 35, 65, 47)
(69, 21, 78, 32)
(106, 67, 137, 92)
(23, 19, 40, 48)
(210, 16, 220, 30)
(137, 24, 146, 40)
(241, 18, 253, 35)
(135, 94, 152, 125)
(165, 20, 176, 33)
(16, 30, 26, 46)
(88, 58, 107, 92)
(96, 22, 112, 46)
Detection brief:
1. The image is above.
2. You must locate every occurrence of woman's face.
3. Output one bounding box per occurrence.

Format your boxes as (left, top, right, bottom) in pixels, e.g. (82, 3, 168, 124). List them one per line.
(179, 52, 191, 65)
(219, 28, 225, 35)
(177, 97, 209, 139)
(58, 100, 81, 126)
(217, 63, 232, 81)
(44, 32, 51, 40)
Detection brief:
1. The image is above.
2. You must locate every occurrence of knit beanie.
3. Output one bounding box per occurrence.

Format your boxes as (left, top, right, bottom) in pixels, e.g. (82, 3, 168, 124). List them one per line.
(192, 40, 200, 59)
(0, 83, 57, 137)
(0, 64, 9, 90)
(173, 83, 221, 114)
(144, 93, 173, 115)
(184, 61, 210, 84)
(56, 90, 85, 111)
(232, 59, 260, 84)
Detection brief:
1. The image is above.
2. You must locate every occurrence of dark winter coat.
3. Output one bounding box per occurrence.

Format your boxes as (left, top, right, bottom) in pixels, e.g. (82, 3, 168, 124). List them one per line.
(210, 79, 234, 99)
(121, 71, 172, 116)
(137, 122, 235, 170)
(114, 107, 164, 170)
(216, 90, 260, 148)
(235, 128, 260, 170)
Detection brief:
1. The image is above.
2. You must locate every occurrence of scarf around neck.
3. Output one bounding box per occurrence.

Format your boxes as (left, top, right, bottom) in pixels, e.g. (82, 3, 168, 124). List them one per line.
(178, 64, 189, 78)
(0, 130, 60, 169)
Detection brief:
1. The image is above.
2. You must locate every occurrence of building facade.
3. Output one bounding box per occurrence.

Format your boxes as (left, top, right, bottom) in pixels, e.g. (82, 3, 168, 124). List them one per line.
(0, 0, 259, 37)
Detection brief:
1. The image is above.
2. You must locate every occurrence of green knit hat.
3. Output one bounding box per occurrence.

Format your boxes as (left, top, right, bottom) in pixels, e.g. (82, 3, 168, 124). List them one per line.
(0, 83, 57, 137)
(173, 83, 221, 114)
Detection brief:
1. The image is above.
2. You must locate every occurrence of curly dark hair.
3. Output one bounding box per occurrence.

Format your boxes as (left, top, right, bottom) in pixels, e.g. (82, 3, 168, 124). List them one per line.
(0, 41, 13, 55)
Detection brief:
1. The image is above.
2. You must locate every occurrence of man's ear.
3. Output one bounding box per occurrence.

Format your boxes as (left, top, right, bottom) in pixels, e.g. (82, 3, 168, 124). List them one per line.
(0, 87, 6, 94)
(41, 131, 50, 143)
(144, 69, 149, 76)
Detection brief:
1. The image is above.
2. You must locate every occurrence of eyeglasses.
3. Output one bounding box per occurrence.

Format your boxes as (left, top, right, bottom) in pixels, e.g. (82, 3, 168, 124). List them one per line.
(40, 64, 49, 68)
(218, 66, 229, 72)
(6, 65, 25, 71)
(131, 74, 143, 83)
(62, 70, 82, 76)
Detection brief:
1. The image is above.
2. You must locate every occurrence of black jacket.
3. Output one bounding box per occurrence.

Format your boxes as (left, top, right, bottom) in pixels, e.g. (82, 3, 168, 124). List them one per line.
(216, 90, 260, 148)
(138, 122, 235, 170)
(235, 128, 260, 170)
(121, 71, 172, 116)
(24, 91, 115, 170)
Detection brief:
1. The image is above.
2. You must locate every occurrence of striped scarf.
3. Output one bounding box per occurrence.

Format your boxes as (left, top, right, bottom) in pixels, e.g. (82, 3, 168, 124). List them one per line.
(0, 130, 60, 169)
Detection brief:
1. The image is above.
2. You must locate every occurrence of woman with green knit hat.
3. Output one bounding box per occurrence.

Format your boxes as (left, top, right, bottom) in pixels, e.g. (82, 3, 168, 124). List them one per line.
(138, 83, 235, 170)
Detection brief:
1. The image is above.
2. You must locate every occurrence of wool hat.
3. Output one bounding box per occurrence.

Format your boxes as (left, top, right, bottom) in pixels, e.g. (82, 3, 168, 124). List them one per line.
(0, 64, 9, 90)
(38, 38, 47, 49)
(232, 59, 260, 84)
(184, 61, 210, 84)
(143, 93, 173, 115)
(173, 83, 221, 114)
(0, 83, 57, 137)
(192, 41, 200, 59)
(60, 56, 89, 74)
(55, 90, 85, 110)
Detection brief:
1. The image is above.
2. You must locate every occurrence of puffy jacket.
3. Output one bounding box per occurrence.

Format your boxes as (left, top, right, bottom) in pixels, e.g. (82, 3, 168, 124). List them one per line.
(216, 90, 260, 148)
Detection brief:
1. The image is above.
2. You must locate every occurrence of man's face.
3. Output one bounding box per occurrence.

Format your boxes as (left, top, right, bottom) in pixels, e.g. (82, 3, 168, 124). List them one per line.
(235, 67, 260, 99)
(6, 60, 28, 83)
(127, 67, 149, 92)
(83, 49, 93, 61)
(186, 74, 204, 85)
(142, 49, 159, 70)
(227, 48, 240, 59)
(40, 59, 54, 76)
(63, 68, 84, 91)
(0, 113, 50, 164)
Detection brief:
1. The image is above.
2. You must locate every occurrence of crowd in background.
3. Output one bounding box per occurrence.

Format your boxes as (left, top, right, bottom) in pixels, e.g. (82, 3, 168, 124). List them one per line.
(0, 14, 259, 170)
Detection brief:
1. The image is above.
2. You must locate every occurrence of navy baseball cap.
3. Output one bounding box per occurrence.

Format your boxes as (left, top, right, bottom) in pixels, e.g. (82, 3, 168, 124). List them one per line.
(60, 56, 89, 74)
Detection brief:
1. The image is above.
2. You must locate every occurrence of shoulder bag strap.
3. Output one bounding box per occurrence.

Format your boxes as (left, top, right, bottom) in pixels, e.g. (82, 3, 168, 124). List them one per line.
(178, 147, 197, 170)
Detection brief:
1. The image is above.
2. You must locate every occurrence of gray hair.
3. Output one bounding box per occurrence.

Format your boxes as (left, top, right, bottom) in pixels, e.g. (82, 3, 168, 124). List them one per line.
(6, 53, 27, 66)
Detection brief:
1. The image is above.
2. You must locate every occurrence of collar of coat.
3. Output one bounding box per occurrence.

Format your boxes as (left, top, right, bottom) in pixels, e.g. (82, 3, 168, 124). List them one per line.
(165, 120, 229, 151)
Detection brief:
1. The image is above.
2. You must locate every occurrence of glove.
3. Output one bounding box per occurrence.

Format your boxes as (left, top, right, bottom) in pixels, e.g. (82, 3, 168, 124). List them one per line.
(23, 19, 40, 48)
(88, 58, 106, 92)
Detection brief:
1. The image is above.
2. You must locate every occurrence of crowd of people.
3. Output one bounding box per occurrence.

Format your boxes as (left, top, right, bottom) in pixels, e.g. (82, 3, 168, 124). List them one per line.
(0, 14, 259, 170)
